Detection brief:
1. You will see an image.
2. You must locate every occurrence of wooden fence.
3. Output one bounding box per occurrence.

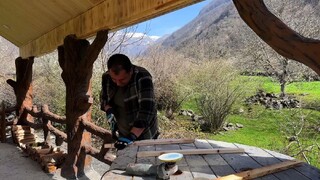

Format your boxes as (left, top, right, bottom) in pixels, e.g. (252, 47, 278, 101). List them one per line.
(0, 101, 115, 173)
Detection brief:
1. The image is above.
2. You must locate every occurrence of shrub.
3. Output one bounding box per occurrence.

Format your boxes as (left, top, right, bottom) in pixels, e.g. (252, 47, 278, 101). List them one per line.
(136, 47, 193, 117)
(186, 60, 242, 132)
(279, 108, 320, 165)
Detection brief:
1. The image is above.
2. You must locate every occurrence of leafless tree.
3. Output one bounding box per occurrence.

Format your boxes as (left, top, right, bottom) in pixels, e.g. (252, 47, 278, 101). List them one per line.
(136, 45, 194, 118)
(279, 108, 319, 165)
(238, 0, 320, 97)
(0, 37, 18, 105)
(95, 24, 151, 73)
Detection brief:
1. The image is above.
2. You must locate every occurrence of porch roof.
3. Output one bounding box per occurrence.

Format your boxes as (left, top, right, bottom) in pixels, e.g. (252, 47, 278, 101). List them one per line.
(0, 0, 202, 58)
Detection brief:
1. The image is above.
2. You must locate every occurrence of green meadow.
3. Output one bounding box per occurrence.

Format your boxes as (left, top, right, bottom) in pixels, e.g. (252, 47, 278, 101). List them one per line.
(181, 76, 320, 168)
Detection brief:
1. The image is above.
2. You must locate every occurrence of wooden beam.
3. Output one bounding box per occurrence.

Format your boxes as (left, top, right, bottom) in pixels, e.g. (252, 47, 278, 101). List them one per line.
(104, 138, 195, 148)
(19, 0, 203, 58)
(216, 160, 303, 180)
(137, 148, 245, 158)
(233, 0, 320, 75)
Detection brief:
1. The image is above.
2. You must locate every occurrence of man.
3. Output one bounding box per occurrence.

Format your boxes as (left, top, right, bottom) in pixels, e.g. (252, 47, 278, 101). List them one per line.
(100, 54, 159, 150)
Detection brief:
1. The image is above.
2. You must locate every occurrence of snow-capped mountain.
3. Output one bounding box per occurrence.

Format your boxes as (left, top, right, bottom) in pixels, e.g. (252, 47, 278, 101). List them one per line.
(104, 31, 160, 57)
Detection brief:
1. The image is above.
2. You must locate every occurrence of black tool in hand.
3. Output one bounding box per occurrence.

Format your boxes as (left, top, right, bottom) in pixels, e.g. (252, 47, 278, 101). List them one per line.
(114, 133, 137, 150)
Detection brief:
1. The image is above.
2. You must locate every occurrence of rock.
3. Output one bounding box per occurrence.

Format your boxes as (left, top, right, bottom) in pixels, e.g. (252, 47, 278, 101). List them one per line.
(245, 90, 300, 109)
(236, 123, 244, 128)
(299, 93, 309, 96)
(187, 109, 194, 114)
(192, 115, 203, 121)
(165, 108, 174, 119)
(223, 127, 229, 131)
(186, 111, 193, 117)
(288, 136, 297, 142)
(179, 109, 188, 116)
(227, 123, 234, 127)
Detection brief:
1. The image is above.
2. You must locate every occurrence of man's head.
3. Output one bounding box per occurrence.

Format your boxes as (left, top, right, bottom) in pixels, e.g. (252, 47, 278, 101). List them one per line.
(107, 54, 133, 87)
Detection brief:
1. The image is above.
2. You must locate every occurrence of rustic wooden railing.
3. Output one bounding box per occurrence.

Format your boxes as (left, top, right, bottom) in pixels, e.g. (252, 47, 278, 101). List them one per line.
(0, 101, 115, 172)
(0, 102, 17, 143)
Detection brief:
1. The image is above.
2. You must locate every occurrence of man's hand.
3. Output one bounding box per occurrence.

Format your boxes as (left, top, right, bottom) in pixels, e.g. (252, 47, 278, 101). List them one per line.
(114, 133, 137, 150)
(106, 108, 117, 140)
(106, 108, 115, 123)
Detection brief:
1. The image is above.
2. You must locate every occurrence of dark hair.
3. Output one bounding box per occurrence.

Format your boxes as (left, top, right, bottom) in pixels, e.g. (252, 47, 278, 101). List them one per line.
(107, 54, 132, 74)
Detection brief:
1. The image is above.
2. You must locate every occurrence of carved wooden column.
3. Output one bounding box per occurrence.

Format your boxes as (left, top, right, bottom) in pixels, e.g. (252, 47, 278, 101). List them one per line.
(58, 30, 108, 178)
(7, 57, 34, 125)
(233, 0, 320, 75)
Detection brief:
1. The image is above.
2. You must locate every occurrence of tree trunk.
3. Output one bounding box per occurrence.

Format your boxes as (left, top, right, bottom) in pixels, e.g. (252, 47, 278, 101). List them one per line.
(279, 59, 288, 98)
(233, 0, 320, 75)
(7, 57, 34, 125)
(58, 30, 108, 178)
(280, 82, 286, 98)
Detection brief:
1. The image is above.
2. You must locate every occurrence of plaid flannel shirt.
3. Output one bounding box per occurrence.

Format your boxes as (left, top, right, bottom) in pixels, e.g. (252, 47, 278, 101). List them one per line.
(100, 65, 158, 140)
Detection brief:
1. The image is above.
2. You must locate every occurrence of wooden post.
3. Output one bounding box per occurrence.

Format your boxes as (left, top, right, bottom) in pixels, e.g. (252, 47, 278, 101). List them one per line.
(58, 30, 108, 178)
(40, 105, 51, 146)
(7, 57, 34, 125)
(0, 101, 6, 143)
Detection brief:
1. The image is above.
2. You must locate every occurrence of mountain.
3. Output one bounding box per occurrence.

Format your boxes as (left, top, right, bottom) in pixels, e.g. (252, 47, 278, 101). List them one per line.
(157, 0, 320, 60)
(161, 0, 232, 48)
(104, 32, 160, 58)
(159, 0, 240, 59)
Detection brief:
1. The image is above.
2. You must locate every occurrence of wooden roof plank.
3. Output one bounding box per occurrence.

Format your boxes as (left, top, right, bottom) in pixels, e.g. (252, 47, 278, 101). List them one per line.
(179, 141, 217, 179)
(195, 140, 237, 177)
(265, 149, 320, 180)
(208, 140, 277, 180)
(216, 160, 303, 180)
(235, 143, 309, 180)
(19, 0, 203, 58)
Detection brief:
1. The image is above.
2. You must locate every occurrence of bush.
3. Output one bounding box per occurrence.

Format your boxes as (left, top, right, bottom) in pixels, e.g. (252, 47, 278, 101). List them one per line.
(154, 79, 189, 114)
(278, 108, 320, 166)
(136, 47, 193, 117)
(186, 60, 242, 132)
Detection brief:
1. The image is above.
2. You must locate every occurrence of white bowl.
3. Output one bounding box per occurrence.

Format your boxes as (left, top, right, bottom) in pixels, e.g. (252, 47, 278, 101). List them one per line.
(158, 153, 183, 162)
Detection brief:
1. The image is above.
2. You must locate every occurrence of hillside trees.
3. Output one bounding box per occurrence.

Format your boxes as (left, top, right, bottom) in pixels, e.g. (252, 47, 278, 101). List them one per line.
(0, 37, 18, 105)
(136, 45, 194, 118)
(33, 53, 65, 114)
(238, 0, 320, 97)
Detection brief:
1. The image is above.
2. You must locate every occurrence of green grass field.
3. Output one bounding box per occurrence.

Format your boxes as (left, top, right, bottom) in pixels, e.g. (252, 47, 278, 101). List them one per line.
(181, 76, 320, 168)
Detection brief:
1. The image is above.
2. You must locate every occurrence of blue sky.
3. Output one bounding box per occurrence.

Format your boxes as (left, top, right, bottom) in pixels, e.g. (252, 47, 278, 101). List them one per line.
(136, 0, 212, 38)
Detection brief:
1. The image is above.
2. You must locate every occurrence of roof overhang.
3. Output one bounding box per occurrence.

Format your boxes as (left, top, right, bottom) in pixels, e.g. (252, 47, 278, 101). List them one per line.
(0, 0, 203, 58)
